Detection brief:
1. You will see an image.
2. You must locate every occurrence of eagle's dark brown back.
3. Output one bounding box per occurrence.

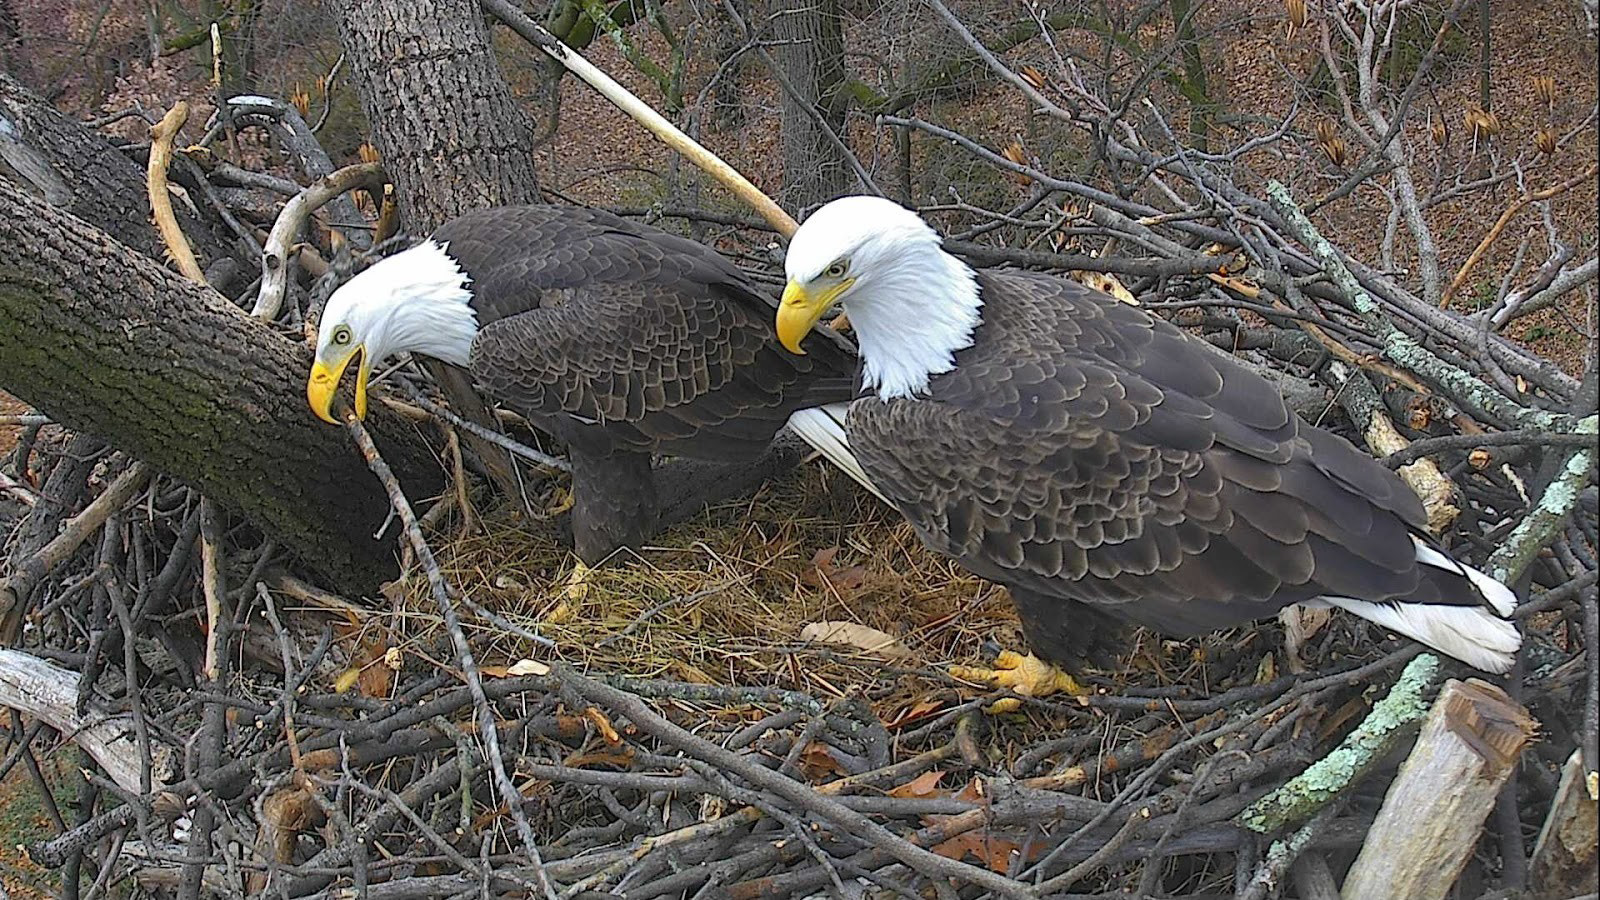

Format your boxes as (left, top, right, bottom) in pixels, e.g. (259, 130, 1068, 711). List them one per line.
(430, 206, 855, 459)
(847, 270, 1477, 635)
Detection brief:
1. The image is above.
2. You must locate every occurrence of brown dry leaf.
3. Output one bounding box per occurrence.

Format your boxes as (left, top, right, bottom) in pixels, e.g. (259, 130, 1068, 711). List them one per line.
(886, 695, 949, 730)
(1001, 140, 1032, 185)
(931, 831, 1022, 873)
(798, 621, 914, 660)
(565, 746, 637, 769)
(953, 777, 988, 805)
(802, 546, 871, 594)
(332, 631, 393, 696)
(887, 770, 946, 799)
(1534, 75, 1556, 107)
(826, 565, 869, 592)
(799, 741, 847, 780)
(804, 545, 840, 579)
(247, 787, 318, 892)
(357, 665, 392, 699)
(584, 706, 621, 744)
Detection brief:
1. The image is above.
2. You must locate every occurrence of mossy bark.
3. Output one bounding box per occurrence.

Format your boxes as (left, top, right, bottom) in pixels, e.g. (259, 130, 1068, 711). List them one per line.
(0, 72, 231, 265)
(0, 178, 441, 592)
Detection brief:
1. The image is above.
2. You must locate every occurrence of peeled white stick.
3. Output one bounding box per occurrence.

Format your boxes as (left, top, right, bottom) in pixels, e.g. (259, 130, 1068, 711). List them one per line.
(481, 0, 797, 237)
(482, 0, 895, 503)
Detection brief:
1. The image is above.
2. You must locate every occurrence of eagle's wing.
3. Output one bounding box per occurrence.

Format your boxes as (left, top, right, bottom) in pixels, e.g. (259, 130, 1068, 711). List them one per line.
(437, 207, 854, 459)
(848, 271, 1467, 635)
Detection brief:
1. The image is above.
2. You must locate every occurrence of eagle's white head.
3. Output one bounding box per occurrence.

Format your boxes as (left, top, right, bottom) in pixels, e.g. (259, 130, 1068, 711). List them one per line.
(778, 196, 981, 400)
(307, 239, 478, 424)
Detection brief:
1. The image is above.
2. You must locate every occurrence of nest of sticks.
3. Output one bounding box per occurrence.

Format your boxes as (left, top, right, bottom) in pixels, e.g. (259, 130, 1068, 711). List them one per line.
(2, 299, 1593, 898)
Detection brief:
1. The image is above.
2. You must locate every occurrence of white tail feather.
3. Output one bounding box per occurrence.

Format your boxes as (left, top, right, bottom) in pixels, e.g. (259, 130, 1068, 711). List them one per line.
(1411, 537, 1517, 616)
(1309, 596, 1520, 673)
(785, 403, 889, 503)
(1302, 538, 1521, 673)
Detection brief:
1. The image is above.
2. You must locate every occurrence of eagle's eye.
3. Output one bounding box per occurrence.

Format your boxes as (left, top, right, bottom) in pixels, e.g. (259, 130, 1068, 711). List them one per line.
(824, 261, 848, 279)
(331, 326, 353, 346)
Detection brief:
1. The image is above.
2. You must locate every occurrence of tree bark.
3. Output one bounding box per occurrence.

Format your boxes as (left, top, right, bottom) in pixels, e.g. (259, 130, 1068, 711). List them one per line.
(333, 0, 542, 493)
(0, 177, 441, 592)
(771, 0, 851, 214)
(0, 72, 232, 265)
(332, 0, 542, 235)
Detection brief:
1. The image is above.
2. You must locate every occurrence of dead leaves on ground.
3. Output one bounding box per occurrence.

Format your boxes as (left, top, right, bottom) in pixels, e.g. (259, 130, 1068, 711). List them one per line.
(879, 771, 1041, 873)
(797, 621, 914, 661)
(331, 614, 397, 698)
(796, 545, 922, 661)
(801, 545, 871, 594)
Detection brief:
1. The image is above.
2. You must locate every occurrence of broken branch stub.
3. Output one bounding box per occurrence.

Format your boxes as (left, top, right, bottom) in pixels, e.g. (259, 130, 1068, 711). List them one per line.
(1339, 678, 1537, 900)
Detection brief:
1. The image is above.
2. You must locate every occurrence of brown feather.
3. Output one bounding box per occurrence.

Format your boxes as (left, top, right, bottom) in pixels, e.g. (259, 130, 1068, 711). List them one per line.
(848, 270, 1489, 665)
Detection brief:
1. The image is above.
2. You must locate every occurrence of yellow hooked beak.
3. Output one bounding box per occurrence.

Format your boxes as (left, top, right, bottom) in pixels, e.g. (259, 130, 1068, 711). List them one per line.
(306, 345, 369, 425)
(776, 278, 853, 355)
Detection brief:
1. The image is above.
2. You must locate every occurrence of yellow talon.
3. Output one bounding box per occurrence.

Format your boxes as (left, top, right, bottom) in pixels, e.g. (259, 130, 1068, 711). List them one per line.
(540, 560, 591, 626)
(546, 486, 575, 516)
(951, 650, 1085, 711)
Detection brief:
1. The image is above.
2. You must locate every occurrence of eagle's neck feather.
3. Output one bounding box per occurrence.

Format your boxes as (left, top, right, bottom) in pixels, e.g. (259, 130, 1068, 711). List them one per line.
(353, 240, 478, 367)
(847, 242, 981, 400)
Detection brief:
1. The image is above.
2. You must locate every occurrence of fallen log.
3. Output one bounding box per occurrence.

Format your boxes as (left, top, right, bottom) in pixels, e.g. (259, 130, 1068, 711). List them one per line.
(0, 647, 176, 792)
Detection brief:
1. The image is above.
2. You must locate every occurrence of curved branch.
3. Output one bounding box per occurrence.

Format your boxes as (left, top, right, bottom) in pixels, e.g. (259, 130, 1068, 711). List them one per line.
(145, 102, 206, 284)
(251, 162, 386, 320)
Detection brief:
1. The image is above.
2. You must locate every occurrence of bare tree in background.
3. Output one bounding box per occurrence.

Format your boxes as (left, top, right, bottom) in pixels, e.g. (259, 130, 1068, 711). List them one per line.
(333, 0, 540, 234)
(771, 0, 851, 212)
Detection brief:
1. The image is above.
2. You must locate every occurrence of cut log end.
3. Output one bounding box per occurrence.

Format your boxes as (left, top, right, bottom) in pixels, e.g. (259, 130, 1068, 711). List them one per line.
(1339, 678, 1536, 900)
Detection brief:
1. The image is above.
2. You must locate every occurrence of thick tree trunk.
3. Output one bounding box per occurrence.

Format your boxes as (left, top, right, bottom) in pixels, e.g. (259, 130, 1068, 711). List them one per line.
(771, 0, 850, 214)
(0, 178, 441, 592)
(0, 73, 232, 265)
(333, 0, 542, 493)
(332, 0, 541, 235)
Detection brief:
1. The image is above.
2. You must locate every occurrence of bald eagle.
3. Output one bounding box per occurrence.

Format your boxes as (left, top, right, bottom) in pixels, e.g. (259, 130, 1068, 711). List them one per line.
(775, 196, 1520, 683)
(308, 205, 869, 564)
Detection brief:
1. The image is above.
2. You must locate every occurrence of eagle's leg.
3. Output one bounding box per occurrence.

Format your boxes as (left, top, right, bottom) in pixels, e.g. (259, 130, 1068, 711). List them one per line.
(951, 592, 1123, 709)
(552, 449, 660, 609)
(568, 448, 661, 566)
